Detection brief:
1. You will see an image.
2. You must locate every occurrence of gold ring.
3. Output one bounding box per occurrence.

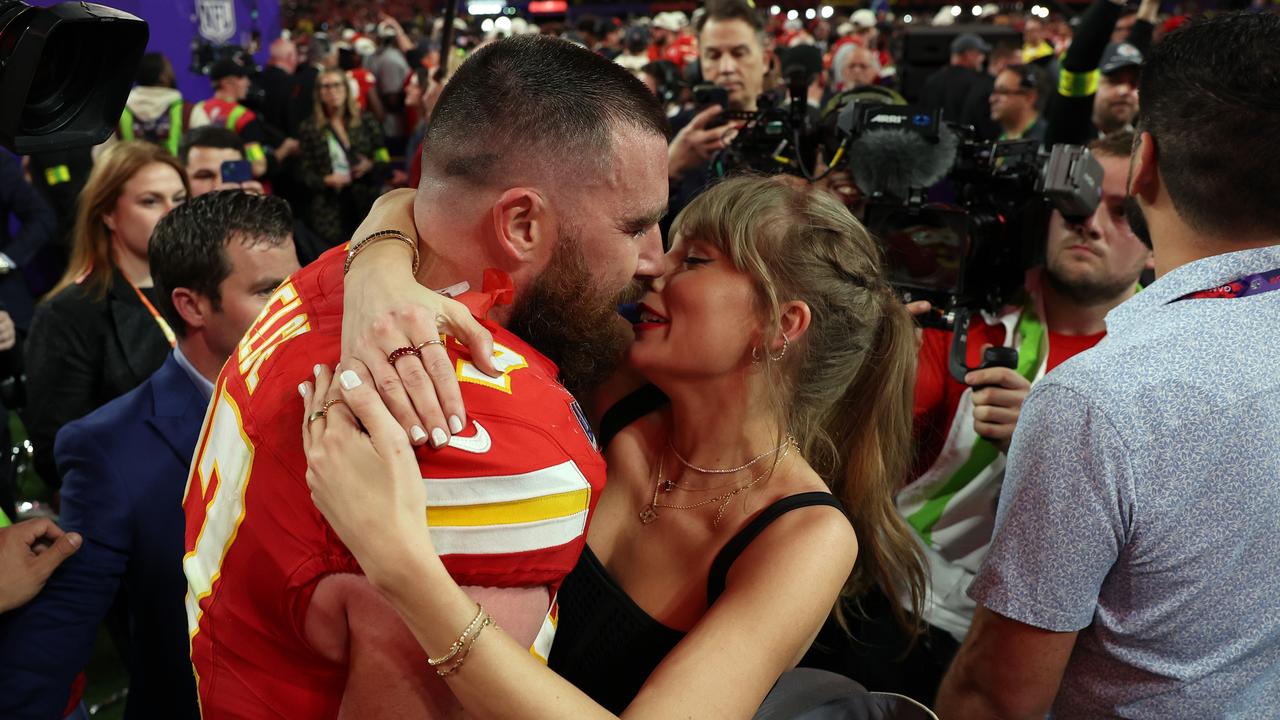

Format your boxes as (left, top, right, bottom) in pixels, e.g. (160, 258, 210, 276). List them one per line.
(308, 399, 347, 425)
(416, 338, 445, 351)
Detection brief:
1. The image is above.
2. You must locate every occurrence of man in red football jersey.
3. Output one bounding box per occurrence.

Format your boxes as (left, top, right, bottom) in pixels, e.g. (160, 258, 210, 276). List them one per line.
(182, 36, 669, 718)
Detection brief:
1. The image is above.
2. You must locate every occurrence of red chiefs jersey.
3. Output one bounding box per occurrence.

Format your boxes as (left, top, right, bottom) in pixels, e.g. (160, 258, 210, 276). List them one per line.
(181, 247, 605, 718)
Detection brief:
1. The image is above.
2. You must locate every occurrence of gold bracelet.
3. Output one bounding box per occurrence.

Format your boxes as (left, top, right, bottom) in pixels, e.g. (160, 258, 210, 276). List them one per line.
(344, 229, 420, 276)
(426, 603, 486, 667)
(436, 615, 494, 677)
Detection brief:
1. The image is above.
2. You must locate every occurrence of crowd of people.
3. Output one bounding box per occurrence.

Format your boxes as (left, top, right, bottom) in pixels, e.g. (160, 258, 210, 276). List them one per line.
(0, 0, 1277, 718)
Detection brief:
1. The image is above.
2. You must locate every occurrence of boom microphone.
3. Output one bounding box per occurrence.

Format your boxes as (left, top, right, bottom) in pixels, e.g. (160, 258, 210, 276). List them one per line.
(848, 124, 960, 201)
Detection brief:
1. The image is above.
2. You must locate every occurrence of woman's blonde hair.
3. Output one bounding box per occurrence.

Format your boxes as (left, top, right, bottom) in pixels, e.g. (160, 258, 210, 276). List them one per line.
(313, 69, 362, 130)
(51, 141, 189, 299)
(670, 175, 927, 633)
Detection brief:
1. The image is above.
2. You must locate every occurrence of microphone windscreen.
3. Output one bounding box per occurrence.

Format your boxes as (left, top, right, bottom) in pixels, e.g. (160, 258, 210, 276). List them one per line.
(849, 125, 959, 200)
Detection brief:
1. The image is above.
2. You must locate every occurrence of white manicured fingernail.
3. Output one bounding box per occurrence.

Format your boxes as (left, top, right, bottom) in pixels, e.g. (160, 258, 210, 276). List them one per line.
(410, 426, 428, 444)
(314, 364, 323, 378)
(339, 370, 362, 390)
(448, 415, 464, 433)
(430, 428, 448, 448)
(298, 383, 308, 397)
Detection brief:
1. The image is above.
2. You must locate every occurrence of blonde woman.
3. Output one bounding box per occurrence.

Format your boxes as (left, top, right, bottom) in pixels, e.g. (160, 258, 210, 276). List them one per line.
(25, 141, 188, 487)
(302, 176, 928, 717)
(297, 68, 389, 245)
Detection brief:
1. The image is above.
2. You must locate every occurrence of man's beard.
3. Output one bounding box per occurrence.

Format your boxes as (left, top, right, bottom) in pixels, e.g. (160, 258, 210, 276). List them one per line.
(506, 227, 641, 396)
(1045, 248, 1138, 305)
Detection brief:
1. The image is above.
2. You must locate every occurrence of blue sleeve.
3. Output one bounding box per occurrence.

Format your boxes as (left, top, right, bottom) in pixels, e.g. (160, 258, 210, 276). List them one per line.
(0, 423, 133, 719)
(968, 381, 1133, 632)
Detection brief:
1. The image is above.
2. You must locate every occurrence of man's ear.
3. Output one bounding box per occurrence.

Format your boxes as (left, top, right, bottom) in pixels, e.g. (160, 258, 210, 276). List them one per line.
(489, 188, 549, 268)
(171, 287, 208, 334)
(1129, 131, 1160, 204)
(775, 300, 812, 352)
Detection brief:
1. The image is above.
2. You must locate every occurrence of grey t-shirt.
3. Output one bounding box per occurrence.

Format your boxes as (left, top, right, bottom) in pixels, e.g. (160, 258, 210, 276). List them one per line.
(970, 245, 1280, 718)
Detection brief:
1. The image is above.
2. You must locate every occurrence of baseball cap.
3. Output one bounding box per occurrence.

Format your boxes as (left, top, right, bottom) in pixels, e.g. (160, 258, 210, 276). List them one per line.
(951, 33, 991, 55)
(1099, 41, 1144, 75)
(851, 9, 877, 29)
(653, 12, 682, 32)
(210, 59, 249, 81)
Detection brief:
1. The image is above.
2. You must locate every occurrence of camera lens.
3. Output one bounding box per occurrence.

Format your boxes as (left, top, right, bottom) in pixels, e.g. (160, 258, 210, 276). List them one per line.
(22, 21, 95, 132)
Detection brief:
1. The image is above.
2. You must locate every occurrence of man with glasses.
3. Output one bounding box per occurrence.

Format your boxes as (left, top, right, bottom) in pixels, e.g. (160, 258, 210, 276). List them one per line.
(989, 65, 1048, 145)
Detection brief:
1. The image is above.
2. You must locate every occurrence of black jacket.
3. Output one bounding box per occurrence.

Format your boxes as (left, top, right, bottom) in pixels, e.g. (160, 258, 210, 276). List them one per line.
(918, 65, 986, 125)
(23, 269, 171, 488)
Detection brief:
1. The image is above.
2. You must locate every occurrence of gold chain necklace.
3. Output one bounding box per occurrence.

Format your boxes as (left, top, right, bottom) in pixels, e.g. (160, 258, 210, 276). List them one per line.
(639, 445, 791, 529)
(659, 435, 797, 493)
(669, 435, 796, 474)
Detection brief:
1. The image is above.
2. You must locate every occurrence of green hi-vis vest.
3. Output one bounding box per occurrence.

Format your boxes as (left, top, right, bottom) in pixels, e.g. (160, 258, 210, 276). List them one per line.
(120, 100, 185, 156)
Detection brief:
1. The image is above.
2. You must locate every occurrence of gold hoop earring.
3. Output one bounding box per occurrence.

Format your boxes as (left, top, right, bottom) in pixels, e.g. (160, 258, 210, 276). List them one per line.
(752, 335, 789, 364)
(771, 334, 789, 362)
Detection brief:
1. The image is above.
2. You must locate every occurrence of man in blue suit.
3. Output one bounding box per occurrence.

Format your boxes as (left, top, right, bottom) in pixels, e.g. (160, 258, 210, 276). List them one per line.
(0, 191, 299, 719)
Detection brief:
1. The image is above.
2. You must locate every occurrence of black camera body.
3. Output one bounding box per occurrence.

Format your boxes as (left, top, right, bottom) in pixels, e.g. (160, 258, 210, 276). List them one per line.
(835, 102, 1103, 322)
(0, 1, 148, 153)
(708, 45, 825, 180)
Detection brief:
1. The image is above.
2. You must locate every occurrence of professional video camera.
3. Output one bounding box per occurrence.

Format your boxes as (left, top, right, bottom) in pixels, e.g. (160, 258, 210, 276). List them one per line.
(0, 1, 148, 153)
(707, 45, 826, 179)
(830, 99, 1103, 379)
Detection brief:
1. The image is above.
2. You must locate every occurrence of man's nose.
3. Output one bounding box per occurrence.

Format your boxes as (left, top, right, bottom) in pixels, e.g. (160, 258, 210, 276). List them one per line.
(633, 226, 665, 281)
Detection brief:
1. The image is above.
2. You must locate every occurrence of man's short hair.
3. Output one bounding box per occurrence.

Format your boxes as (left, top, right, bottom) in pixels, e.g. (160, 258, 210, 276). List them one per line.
(695, 0, 765, 36)
(422, 35, 668, 188)
(150, 191, 293, 337)
(179, 126, 246, 166)
(136, 52, 170, 87)
(1004, 64, 1049, 111)
(1090, 130, 1134, 159)
(1138, 11, 1280, 238)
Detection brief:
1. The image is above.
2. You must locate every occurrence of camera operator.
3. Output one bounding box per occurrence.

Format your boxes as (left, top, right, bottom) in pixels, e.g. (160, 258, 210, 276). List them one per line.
(665, 0, 769, 224)
(820, 131, 1150, 704)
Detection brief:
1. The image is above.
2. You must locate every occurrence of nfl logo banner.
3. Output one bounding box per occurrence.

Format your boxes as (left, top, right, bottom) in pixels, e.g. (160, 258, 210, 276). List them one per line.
(197, 0, 236, 44)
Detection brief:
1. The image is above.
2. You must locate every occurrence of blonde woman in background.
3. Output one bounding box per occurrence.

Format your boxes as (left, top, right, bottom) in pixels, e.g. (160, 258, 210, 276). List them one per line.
(296, 67, 389, 246)
(24, 141, 188, 487)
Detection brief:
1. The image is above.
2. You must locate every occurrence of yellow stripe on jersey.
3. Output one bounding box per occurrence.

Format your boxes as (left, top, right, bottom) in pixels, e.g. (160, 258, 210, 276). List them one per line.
(423, 460, 592, 556)
(427, 488, 589, 527)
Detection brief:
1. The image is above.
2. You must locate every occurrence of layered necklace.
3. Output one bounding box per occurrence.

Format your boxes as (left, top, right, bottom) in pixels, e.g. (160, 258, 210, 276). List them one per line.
(639, 435, 796, 529)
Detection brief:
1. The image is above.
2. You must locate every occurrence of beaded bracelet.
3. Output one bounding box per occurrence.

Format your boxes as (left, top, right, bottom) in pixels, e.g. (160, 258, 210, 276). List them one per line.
(426, 603, 486, 668)
(344, 229, 420, 276)
(435, 615, 494, 677)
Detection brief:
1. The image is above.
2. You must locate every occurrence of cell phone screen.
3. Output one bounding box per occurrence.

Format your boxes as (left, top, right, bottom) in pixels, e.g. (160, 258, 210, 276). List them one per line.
(220, 159, 254, 184)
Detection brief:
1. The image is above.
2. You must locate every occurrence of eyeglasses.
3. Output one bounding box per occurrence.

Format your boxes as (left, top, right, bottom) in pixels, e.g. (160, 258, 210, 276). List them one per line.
(990, 87, 1029, 96)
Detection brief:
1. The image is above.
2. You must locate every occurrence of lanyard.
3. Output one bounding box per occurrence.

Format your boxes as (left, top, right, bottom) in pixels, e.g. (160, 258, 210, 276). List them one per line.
(1175, 268, 1280, 302)
(128, 280, 177, 348)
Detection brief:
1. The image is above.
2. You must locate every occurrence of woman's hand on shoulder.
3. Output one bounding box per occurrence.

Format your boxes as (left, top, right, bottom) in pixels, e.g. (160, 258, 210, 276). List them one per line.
(342, 189, 499, 449)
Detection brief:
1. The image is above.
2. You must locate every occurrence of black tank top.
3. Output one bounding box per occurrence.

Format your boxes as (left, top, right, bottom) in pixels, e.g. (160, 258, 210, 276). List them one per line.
(547, 386, 847, 713)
